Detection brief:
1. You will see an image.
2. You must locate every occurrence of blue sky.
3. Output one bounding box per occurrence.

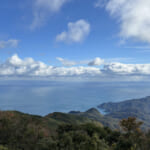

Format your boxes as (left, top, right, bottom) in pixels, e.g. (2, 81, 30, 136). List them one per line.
(0, 0, 150, 81)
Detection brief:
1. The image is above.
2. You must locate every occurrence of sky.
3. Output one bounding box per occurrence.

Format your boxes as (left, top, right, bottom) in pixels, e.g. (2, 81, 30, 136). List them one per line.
(0, 0, 150, 81)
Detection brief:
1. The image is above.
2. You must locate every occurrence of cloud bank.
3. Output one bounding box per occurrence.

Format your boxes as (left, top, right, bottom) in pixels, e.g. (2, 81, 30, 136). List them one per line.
(31, 0, 69, 29)
(96, 0, 150, 43)
(0, 54, 101, 78)
(56, 20, 90, 43)
(1, 54, 150, 81)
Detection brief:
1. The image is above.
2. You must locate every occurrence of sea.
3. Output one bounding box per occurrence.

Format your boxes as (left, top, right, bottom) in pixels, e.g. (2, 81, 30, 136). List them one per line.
(0, 80, 150, 116)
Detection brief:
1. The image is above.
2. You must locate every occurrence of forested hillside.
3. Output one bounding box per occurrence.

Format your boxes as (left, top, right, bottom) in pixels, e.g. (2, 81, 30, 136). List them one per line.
(0, 110, 150, 150)
(98, 96, 150, 129)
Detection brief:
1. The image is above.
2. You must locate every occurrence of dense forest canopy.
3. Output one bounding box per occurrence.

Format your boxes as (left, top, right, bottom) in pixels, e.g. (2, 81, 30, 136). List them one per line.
(0, 110, 150, 150)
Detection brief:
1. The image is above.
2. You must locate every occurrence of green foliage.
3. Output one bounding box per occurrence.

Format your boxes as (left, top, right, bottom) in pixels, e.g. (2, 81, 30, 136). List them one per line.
(69, 108, 119, 129)
(120, 117, 143, 133)
(57, 123, 110, 150)
(0, 110, 150, 150)
(0, 145, 9, 150)
(115, 117, 145, 150)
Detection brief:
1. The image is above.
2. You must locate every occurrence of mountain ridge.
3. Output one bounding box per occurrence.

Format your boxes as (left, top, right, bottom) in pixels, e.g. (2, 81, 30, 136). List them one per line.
(98, 96, 150, 129)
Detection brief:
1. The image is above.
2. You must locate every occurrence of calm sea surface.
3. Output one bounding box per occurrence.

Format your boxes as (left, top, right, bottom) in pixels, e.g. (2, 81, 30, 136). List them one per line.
(0, 81, 150, 116)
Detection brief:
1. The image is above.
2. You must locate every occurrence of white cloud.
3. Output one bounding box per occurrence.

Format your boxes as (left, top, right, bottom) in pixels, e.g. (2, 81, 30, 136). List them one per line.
(0, 39, 19, 49)
(56, 57, 76, 66)
(57, 57, 104, 66)
(96, 0, 150, 43)
(1, 54, 150, 81)
(56, 19, 90, 43)
(31, 0, 69, 29)
(0, 54, 101, 77)
(88, 57, 104, 66)
(103, 62, 150, 75)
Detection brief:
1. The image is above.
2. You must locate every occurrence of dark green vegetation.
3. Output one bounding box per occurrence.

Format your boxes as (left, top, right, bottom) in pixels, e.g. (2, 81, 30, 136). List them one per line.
(98, 96, 150, 129)
(1, 110, 150, 150)
(1, 96, 150, 149)
(69, 108, 119, 129)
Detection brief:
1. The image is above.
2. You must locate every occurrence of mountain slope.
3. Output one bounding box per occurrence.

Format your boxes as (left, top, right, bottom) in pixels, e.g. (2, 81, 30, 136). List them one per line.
(69, 108, 119, 129)
(98, 96, 150, 129)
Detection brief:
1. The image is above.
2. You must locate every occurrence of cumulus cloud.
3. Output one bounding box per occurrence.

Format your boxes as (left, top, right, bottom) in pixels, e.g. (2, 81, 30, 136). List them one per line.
(103, 62, 150, 75)
(56, 57, 76, 66)
(88, 57, 104, 66)
(0, 39, 19, 49)
(57, 57, 104, 66)
(31, 0, 69, 29)
(96, 0, 150, 43)
(0, 54, 101, 77)
(1, 54, 150, 81)
(56, 19, 90, 43)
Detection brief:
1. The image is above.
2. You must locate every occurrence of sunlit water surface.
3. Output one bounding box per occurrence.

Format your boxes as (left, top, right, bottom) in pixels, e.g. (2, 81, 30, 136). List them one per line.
(0, 81, 150, 116)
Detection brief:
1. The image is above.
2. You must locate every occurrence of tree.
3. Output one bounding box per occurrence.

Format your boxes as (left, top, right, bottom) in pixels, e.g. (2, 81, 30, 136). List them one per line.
(120, 117, 143, 134)
(116, 117, 144, 150)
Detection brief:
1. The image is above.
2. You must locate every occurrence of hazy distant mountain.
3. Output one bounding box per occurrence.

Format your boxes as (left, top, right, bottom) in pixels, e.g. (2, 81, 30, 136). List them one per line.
(98, 96, 150, 129)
